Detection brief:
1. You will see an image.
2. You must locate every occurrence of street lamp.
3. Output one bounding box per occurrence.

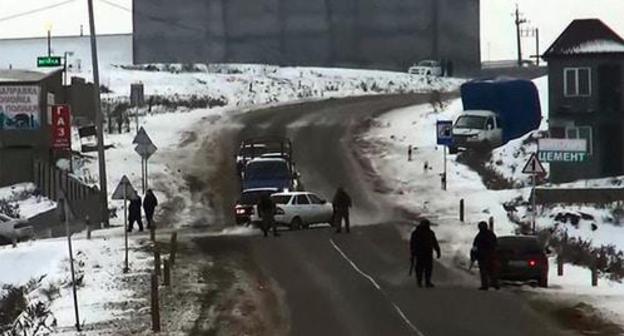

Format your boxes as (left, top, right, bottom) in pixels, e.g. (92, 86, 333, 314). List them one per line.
(45, 22, 53, 56)
(64, 51, 75, 86)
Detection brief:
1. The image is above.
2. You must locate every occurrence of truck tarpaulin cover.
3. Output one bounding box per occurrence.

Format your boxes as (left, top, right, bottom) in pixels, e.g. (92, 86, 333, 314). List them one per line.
(460, 78, 541, 144)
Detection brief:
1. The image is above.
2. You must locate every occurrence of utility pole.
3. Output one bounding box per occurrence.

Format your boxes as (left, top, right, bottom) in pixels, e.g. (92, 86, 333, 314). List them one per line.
(514, 4, 526, 67)
(431, 0, 439, 60)
(535, 28, 540, 66)
(88, 0, 109, 227)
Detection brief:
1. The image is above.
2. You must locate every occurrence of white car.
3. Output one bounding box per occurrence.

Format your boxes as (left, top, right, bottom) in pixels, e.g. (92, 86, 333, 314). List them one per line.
(0, 213, 33, 245)
(251, 191, 334, 229)
(408, 60, 443, 77)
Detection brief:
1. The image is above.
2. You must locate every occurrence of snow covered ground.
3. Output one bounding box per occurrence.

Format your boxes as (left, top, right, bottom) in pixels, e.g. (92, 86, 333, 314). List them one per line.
(0, 183, 56, 219)
(359, 75, 624, 326)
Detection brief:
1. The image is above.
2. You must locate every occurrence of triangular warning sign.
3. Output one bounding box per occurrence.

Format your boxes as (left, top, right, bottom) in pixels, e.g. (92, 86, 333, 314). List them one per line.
(522, 153, 546, 175)
(111, 175, 138, 200)
(132, 127, 154, 145)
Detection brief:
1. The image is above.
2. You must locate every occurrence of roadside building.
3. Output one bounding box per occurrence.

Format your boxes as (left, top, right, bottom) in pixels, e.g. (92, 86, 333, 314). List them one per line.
(543, 19, 624, 183)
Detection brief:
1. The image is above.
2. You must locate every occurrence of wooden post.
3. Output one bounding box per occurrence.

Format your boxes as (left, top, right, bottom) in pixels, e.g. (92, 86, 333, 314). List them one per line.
(170, 232, 178, 266)
(591, 265, 598, 287)
(154, 246, 161, 278)
(459, 199, 464, 223)
(150, 273, 160, 332)
(488, 216, 494, 231)
(557, 254, 563, 276)
(163, 259, 170, 286)
(150, 221, 155, 242)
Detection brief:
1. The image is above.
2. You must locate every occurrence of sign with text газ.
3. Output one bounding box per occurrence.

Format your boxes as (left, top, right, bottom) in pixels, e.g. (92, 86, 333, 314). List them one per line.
(0, 86, 40, 130)
(538, 138, 588, 163)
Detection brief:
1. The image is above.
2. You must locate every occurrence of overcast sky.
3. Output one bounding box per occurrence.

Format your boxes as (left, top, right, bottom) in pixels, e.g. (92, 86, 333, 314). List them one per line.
(1, 0, 624, 61)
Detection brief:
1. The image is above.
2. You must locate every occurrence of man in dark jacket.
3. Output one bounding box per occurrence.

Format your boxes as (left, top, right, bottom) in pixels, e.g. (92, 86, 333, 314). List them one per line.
(410, 219, 441, 288)
(128, 194, 143, 232)
(143, 189, 158, 229)
(257, 194, 279, 237)
(472, 221, 499, 290)
(332, 187, 352, 233)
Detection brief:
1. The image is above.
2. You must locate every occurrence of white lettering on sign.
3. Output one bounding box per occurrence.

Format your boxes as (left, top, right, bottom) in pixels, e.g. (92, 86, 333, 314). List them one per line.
(0, 85, 40, 130)
(538, 151, 588, 163)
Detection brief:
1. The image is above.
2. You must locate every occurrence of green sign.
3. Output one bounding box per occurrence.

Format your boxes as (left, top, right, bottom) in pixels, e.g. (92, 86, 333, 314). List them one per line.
(538, 151, 588, 163)
(37, 56, 62, 67)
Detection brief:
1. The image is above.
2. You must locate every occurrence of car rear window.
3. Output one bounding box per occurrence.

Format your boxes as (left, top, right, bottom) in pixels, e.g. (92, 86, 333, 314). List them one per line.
(498, 237, 542, 254)
(239, 190, 274, 204)
(271, 195, 291, 205)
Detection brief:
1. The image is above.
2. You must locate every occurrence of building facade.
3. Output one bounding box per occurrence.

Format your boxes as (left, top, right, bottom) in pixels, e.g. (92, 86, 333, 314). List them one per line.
(544, 19, 624, 183)
(132, 0, 480, 75)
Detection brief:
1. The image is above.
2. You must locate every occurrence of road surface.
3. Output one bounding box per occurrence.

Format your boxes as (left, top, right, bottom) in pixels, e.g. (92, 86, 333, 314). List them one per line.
(196, 95, 575, 336)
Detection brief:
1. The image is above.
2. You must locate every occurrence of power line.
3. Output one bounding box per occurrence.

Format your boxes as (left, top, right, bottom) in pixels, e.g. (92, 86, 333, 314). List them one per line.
(0, 0, 78, 23)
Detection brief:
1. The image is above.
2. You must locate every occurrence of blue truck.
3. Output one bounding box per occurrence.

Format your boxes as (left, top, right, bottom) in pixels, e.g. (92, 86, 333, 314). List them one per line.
(451, 78, 542, 150)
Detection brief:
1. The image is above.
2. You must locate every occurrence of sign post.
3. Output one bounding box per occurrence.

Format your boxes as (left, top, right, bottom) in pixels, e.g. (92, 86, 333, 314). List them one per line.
(133, 127, 157, 194)
(436, 120, 454, 191)
(522, 153, 546, 234)
(112, 176, 137, 273)
(58, 192, 81, 331)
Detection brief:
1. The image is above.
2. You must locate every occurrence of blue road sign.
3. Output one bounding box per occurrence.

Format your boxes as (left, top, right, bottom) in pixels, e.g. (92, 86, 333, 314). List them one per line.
(436, 120, 453, 146)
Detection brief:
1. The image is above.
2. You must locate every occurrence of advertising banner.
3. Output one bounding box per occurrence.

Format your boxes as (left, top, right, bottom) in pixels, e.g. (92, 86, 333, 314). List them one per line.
(52, 104, 71, 150)
(0, 86, 41, 130)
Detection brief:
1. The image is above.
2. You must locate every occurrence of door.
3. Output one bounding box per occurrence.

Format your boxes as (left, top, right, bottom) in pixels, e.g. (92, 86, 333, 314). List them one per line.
(600, 124, 624, 176)
(598, 64, 622, 113)
(307, 193, 328, 224)
(293, 194, 311, 223)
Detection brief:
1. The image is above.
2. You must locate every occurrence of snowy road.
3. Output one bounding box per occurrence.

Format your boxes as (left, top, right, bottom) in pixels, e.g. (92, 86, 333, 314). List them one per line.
(190, 95, 578, 335)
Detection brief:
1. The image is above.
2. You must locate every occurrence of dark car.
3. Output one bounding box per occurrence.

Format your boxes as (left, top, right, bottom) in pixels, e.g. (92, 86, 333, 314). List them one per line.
(497, 236, 549, 288)
(235, 188, 278, 224)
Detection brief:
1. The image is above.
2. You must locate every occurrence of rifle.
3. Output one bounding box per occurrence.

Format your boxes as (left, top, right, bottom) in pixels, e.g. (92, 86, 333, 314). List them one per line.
(408, 255, 415, 276)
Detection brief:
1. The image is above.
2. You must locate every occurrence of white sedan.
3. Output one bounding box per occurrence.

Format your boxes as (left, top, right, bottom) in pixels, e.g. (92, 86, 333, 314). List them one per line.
(0, 213, 33, 245)
(251, 191, 334, 229)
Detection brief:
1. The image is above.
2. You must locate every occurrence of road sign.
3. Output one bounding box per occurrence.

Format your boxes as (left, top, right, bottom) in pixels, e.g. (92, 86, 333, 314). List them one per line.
(37, 56, 62, 67)
(134, 143, 158, 160)
(538, 138, 588, 163)
(436, 120, 454, 146)
(522, 153, 546, 175)
(52, 105, 71, 150)
(132, 127, 153, 145)
(111, 176, 138, 200)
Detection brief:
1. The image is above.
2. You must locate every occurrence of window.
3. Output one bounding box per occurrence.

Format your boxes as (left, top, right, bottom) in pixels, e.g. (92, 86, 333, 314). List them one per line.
(486, 117, 495, 130)
(308, 194, 324, 204)
(272, 195, 292, 205)
(495, 117, 503, 129)
(564, 67, 591, 97)
(295, 195, 310, 205)
(566, 126, 593, 154)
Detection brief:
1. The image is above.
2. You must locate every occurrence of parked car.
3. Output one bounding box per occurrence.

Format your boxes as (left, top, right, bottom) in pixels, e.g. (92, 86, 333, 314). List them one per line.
(250, 191, 334, 229)
(496, 235, 549, 288)
(234, 188, 278, 224)
(0, 213, 33, 245)
(408, 60, 443, 77)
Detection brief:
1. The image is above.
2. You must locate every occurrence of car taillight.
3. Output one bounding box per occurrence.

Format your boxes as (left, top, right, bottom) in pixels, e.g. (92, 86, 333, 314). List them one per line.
(275, 207, 285, 215)
(528, 259, 537, 267)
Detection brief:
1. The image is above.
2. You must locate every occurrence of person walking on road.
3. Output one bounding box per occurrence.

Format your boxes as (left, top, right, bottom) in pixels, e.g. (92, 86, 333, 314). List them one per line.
(128, 194, 143, 232)
(257, 194, 279, 237)
(143, 189, 158, 229)
(332, 187, 352, 233)
(409, 219, 441, 288)
(471, 221, 499, 290)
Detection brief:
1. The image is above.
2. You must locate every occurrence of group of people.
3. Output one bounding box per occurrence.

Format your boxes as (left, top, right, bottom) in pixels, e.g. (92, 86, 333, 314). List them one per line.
(128, 189, 159, 232)
(255, 187, 353, 237)
(409, 219, 498, 290)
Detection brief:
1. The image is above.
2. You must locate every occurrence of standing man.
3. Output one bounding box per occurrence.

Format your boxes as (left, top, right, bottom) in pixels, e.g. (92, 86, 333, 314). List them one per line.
(128, 194, 143, 232)
(471, 221, 499, 290)
(410, 219, 441, 288)
(257, 194, 279, 237)
(143, 189, 158, 229)
(332, 187, 352, 233)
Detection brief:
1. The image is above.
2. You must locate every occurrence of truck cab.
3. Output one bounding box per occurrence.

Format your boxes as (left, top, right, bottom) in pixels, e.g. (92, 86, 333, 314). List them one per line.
(452, 110, 503, 150)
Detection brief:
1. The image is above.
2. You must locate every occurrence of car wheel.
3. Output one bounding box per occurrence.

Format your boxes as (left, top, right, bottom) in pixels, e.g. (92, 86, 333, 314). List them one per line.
(291, 217, 303, 231)
(538, 275, 548, 288)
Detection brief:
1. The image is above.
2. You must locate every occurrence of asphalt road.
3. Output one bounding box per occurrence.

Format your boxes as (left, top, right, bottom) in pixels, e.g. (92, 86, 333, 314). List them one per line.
(196, 95, 576, 336)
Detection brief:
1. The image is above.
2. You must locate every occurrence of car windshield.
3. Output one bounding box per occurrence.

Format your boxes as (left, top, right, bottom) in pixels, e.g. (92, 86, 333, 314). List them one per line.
(239, 190, 273, 204)
(498, 237, 543, 254)
(418, 60, 436, 67)
(455, 116, 488, 129)
(245, 161, 290, 179)
(271, 195, 291, 204)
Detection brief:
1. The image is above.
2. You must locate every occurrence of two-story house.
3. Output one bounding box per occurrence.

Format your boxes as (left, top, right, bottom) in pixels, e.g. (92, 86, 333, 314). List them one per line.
(543, 19, 624, 183)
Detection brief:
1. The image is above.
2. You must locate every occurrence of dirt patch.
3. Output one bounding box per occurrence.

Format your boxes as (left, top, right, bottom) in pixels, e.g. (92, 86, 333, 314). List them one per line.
(456, 150, 515, 190)
(530, 299, 624, 336)
(179, 131, 199, 148)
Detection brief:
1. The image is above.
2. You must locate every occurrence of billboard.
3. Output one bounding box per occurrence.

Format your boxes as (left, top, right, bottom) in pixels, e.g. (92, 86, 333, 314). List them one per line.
(0, 86, 41, 130)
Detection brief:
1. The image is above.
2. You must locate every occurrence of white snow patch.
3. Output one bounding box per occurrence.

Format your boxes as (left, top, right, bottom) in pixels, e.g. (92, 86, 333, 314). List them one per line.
(563, 39, 624, 54)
